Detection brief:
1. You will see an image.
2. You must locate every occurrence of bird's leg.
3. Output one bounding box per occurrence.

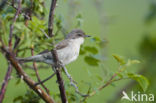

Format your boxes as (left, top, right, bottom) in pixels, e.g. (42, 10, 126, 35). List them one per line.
(62, 65, 88, 97)
(62, 66, 77, 84)
(35, 72, 56, 86)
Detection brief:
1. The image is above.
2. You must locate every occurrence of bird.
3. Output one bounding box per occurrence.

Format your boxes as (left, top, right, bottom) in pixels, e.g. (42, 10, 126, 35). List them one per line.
(17, 29, 91, 66)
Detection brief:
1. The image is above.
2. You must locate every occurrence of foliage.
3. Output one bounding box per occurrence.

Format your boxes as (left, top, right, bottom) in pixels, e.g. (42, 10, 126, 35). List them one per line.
(127, 73, 149, 92)
(145, 1, 156, 23)
(13, 89, 40, 103)
(112, 54, 149, 92)
(0, 0, 150, 103)
(139, 35, 156, 59)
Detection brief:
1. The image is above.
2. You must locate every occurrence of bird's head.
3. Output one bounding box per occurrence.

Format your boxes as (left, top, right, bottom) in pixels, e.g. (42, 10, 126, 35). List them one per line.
(66, 29, 91, 40)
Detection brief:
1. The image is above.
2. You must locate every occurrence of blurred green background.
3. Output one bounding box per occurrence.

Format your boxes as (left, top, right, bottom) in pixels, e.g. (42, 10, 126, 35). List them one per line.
(0, 0, 156, 103)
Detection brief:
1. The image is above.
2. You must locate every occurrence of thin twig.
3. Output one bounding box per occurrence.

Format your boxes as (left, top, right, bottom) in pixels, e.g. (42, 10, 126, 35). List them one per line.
(0, 40, 12, 103)
(6, 1, 31, 21)
(51, 49, 68, 103)
(62, 66, 77, 84)
(35, 72, 56, 86)
(0, 0, 55, 102)
(81, 68, 126, 102)
(31, 48, 50, 94)
(62, 66, 88, 97)
(0, 35, 20, 103)
(55, 68, 67, 103)
(0, 35, 21, 102)
(40, 29, 50, 39)
(0, 46, 55, 103)
(0, 1, 21, 102)
(107, 68, 146, 103)
(0, 64, 12, 103)
(13, 35, 20, 50)
(8, 0, 21, 48)
(48, 0, 57, 37)
(6, 1, 17, 9)
(22, 64, 50, 70)
(48, 0, 68, 103)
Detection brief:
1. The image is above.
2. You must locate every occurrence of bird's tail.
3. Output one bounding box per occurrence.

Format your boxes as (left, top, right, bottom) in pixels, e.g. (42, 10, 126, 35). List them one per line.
(16, 55, 43, 63)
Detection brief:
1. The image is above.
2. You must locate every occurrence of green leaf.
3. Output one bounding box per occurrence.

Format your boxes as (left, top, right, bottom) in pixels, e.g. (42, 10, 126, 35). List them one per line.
(80, 49, 86, 55)
(13, 96, 23, 102)
(95, 75, 103, 81)
(112, 54, 126, 65)
(84, 46, 98, 54)
(117, 73, 123, 78)
(76, 13, 83, 27)
(84, 56, 100, 66)
(127, 73, 149, 92)
(15, 78, 21, 85)
(126, 59, 140, 66)
(39, 4, 43, 12)
(92, 37, 101, 42)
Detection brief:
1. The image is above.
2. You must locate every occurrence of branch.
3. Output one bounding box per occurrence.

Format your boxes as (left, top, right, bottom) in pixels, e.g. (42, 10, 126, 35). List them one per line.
(7, 1, 31, 20)
(89, 76, 126, 97)
(51, 50, 68, 103)
(35, 72, 56, 86)
(21, 64, 50, 70)
(62, 66, 88, 97)
(8, 0, 22, 48)
(13, 35, 20, 50)
(48, 0, 57, 37)
(0, 64, 12, 103)
(0, 36, 20, 102)
(82, 67, 128, 102)
(31, 48, 50, 94)
(48, 0, 68, 102)
(0, 46, 55, 103)
(55, 68, 67, 103)
(107, 68, 146, 103)
(0, 0, 55, 101)
(40, 29, 50, 39)
(0, 1, 21, 102)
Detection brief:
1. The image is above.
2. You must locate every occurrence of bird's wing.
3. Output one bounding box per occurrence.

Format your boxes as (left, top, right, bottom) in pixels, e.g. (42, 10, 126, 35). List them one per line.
(39, 49, 49, 54)
(38, 39, 69, 54)
(55, 39, 69, 50)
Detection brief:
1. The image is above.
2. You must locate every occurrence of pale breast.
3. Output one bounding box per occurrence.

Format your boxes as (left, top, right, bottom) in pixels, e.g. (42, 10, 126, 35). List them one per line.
(57, 39, 82, 65)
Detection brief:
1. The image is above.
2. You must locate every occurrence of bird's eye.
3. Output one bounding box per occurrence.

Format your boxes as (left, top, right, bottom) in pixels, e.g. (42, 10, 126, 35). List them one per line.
(78, 34, 82, 36)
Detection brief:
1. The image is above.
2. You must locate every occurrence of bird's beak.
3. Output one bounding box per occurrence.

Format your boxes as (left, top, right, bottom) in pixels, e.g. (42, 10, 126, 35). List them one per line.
(85, 35, 91, 37)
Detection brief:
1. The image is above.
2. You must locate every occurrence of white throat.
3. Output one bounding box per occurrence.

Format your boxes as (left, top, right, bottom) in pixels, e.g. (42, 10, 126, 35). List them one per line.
(72, 37, 84, 45)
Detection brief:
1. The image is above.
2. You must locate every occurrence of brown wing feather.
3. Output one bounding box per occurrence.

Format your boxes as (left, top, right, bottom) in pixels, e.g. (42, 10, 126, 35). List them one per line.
(38, 39, 69, 54)
(55, 39, 69, 50)
(39, 49, 49, 54)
